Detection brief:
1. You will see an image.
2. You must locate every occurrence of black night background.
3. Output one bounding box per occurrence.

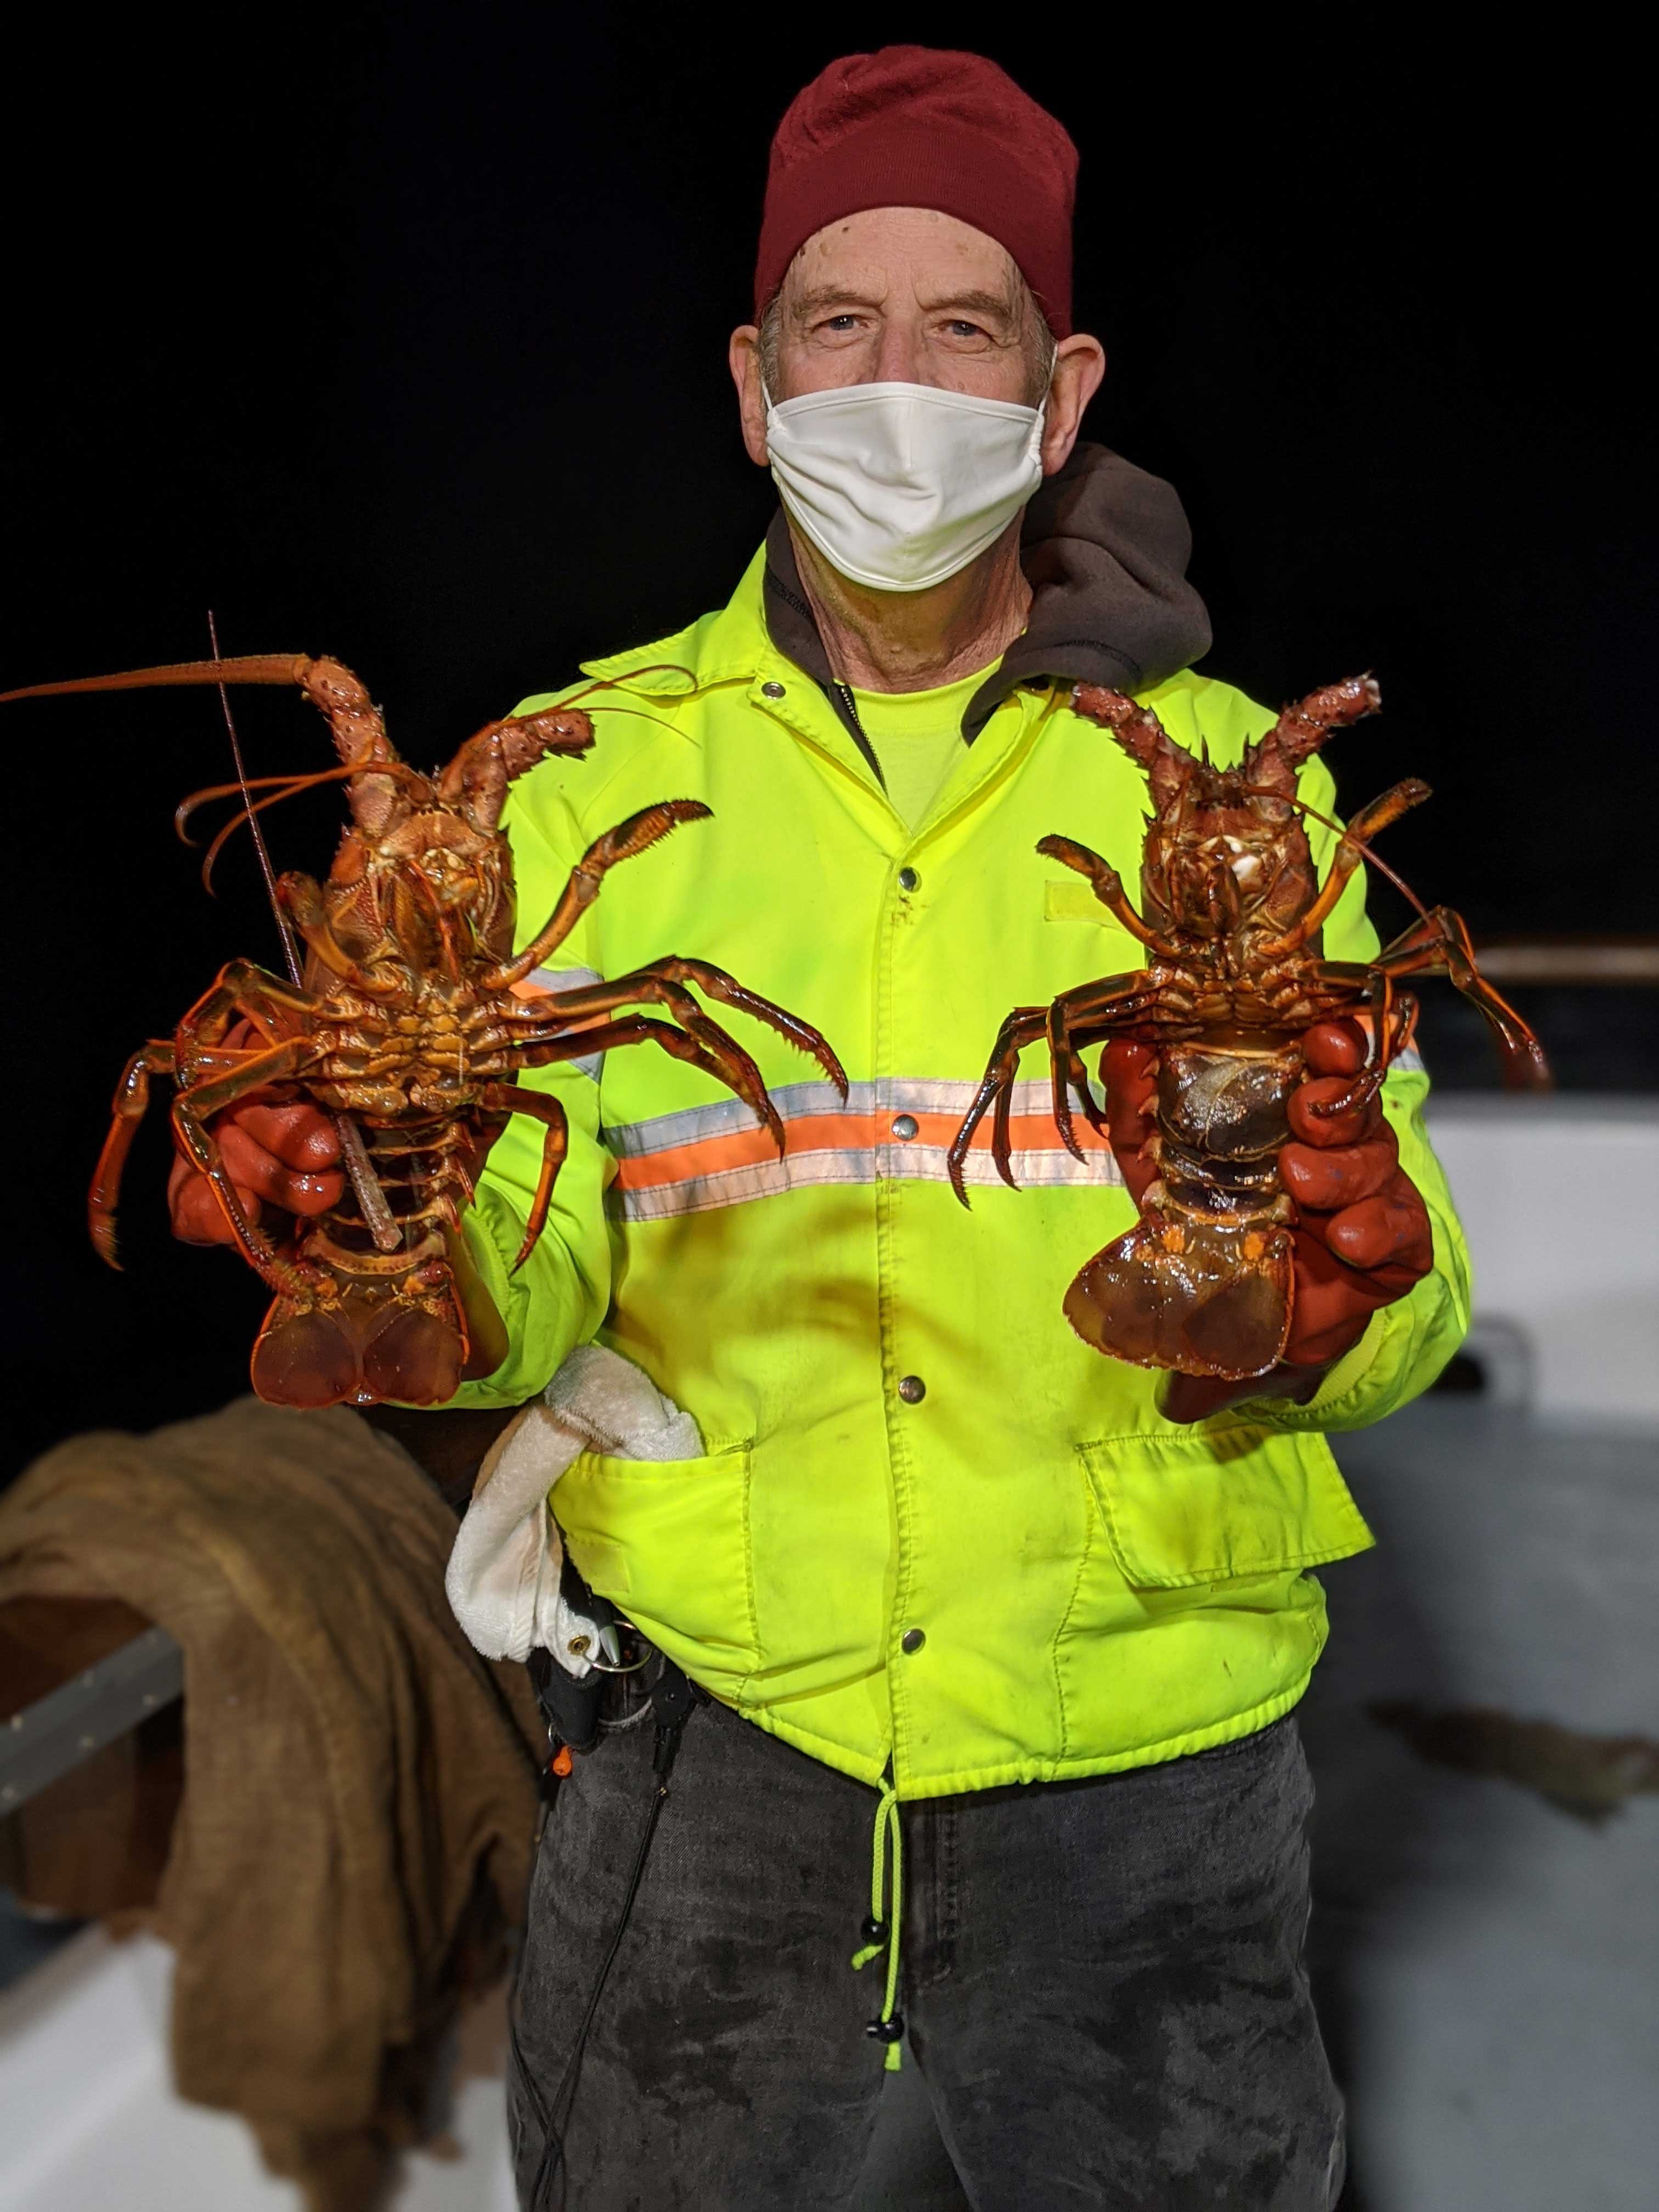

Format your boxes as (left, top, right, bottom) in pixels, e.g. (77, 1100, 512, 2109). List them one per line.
(3, 10, 1652, 1476)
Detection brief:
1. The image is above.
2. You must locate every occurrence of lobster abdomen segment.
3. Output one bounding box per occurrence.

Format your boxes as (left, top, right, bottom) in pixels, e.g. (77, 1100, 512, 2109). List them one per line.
(1064, 1042, 1302, 1380)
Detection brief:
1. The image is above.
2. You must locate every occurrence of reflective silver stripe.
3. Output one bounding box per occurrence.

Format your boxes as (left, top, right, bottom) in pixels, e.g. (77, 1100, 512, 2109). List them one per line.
(601, 1077, 1069, 1160)
(526, 964, 603, 994)
(608, 1141, 1124, 1223)
(521, 966, 607, 1080)
(602, 1074, 1124, 1223)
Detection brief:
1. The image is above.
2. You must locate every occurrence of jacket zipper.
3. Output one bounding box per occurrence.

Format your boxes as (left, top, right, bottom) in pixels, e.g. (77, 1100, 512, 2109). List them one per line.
(829, 680, 887, 791)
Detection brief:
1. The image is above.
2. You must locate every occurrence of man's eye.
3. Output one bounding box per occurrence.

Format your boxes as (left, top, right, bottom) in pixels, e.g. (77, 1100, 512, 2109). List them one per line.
(817, 315, 861, 335)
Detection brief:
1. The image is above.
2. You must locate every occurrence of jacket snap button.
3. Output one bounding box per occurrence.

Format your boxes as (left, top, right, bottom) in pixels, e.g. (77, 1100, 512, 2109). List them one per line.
(897, 866, 919, 893)
(901, 1628, 926, 1655)
(760, 680, 786, 699)
(891, 1114, 918, 1141)
(898, 1375, 926, 1404)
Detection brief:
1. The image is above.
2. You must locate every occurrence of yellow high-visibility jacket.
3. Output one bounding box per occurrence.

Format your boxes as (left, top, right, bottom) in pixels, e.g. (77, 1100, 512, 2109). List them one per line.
(452, 544, 1470, 1798)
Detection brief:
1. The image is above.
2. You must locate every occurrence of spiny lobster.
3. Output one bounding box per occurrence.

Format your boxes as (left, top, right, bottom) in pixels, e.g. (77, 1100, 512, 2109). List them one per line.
(3, 651, 845, 1408)
(946, 675, 1549, 1381)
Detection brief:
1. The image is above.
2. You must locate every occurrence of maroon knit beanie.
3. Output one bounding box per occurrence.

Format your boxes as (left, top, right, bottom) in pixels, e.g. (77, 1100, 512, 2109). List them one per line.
(754, 46, 1077, 338)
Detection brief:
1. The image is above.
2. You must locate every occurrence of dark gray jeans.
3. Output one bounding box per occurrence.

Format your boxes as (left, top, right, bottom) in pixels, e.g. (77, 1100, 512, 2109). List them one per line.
(509, 1678, 1344, 2211)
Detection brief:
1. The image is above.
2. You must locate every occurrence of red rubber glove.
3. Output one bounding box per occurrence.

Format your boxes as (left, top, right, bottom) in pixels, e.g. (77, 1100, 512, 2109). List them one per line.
(1101, 1018, 1432, 1424)
(167, 1022, 342, 1248)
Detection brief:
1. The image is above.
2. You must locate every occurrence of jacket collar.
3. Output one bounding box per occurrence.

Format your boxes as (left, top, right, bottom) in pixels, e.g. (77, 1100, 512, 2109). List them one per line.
(761, 440, 1212, 743)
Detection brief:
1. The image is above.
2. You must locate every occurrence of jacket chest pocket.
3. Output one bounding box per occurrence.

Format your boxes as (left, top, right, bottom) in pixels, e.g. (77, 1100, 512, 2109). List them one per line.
(1077, 1429, 1373, 1588)
(1042, 879, 1146, 976)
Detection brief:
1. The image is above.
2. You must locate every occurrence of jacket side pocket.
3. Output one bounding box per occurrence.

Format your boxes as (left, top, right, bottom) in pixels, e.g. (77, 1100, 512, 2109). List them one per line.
(554, 1441, 757, 1692)
(1077, 1430, 1373, 1590)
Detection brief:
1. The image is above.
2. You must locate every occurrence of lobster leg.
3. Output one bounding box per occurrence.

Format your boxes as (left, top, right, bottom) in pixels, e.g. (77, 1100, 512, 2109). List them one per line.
(477, 1082, 569, 1272)
(561, 959, 849, 1096)
(951, 974, 1169, 1201)
(170, 1036, 319, 1289)
(1035, 834, 1176, 954)
(1045, 972, 1171, 1159)
(947, 1007, 1048, 1204)
(1047, 1001, 1091, 1159)
(1318, 906, 1549, 1087)
(1301, 968, 1412, 1119)
(517, 1014, 789, 1158)
(181, 958, 322, 1046)
(484, 802, 714, 992)
(1256, 779, 1432, 957)
(595, 994, 782, 1131)
(89, 1042, 177, 1269)
(510, 998, 780, 1150)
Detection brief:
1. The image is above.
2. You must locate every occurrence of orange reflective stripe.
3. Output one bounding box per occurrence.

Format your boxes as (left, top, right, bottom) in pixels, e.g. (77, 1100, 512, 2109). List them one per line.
(612, 1108, 1110, 1194)
(599, 1080, 1121, 1221)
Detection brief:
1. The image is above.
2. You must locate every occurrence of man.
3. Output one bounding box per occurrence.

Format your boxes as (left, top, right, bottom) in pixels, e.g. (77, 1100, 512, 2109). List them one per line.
(172, 47, 1467, 2210)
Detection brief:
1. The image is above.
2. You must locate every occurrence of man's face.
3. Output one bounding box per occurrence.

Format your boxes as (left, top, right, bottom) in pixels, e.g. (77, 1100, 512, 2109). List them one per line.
(763, 205, 1043, 404)
(730, 204, 1103, 488)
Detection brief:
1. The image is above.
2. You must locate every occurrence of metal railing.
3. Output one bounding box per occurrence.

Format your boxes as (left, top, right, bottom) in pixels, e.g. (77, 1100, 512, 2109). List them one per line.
(1, 1629, 183, 1815)
(1474, 937, 1659, 985)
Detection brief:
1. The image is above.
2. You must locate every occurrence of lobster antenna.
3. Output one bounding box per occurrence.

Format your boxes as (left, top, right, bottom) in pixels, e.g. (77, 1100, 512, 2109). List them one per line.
(208, 611, 304, 986)
(204, 615, 400, 1256)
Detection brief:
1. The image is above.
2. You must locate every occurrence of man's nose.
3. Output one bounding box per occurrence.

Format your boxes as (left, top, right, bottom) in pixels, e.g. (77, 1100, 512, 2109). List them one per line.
(870, 315, 927, 387)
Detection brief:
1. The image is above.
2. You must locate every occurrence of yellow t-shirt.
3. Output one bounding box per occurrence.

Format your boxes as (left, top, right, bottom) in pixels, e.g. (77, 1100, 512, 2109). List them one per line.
(850, 665, 997, 831)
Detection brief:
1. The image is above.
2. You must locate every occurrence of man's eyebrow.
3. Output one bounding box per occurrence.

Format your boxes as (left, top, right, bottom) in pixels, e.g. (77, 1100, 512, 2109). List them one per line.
(787, 283, 1020, 324)
(788, 284, 886, 317)
(916, 286, 1021, 323)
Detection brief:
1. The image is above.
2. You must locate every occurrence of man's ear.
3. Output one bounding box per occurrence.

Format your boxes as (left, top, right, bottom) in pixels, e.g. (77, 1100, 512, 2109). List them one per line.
(729, 326, 770, 466)
(1040, 334, 1108, 476)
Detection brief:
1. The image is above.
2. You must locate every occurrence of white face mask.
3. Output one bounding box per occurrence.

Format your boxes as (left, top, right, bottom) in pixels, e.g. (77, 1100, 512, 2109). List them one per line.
(764, 380, 1046, 594)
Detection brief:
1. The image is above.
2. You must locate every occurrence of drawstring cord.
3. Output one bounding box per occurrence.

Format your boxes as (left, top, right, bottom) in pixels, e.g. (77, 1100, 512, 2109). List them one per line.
(850, 1777, 905, 2070)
